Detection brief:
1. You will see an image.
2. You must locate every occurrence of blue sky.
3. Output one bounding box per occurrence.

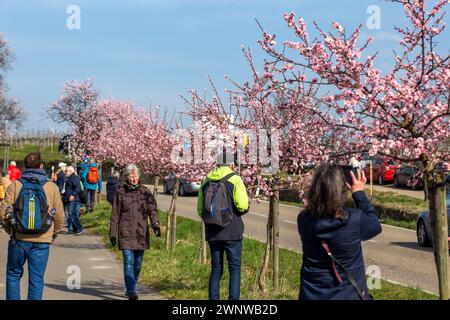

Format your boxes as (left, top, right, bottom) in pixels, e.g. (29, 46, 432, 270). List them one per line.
(0, 0, 447, 131)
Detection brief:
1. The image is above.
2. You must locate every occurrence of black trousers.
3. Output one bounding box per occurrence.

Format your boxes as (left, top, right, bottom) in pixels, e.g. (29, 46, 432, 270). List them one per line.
(86, 189, 96, 210)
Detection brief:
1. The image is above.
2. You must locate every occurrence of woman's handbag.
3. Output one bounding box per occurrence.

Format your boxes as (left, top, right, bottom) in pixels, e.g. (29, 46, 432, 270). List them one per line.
(321, 241, 371, 300)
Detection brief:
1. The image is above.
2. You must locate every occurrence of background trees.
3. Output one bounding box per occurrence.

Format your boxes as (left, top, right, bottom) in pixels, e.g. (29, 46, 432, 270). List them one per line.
(0, 34, 26, 138)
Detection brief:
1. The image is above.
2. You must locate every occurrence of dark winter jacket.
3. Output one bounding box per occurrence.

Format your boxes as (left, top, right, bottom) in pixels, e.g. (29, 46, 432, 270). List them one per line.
(106, 176, 122, 205)
(298, 191, 382, 300)
(109, 183, 159, 250)
(64, 173, 82, 203)
(197, 166, 249, 241)
(56, 171, 67, 194)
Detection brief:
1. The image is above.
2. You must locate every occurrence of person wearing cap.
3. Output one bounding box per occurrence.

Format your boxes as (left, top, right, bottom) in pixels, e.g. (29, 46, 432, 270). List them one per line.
(55, 162, 67, 194)
(7, 161, 21, 182)
(197, 151, 249, 300)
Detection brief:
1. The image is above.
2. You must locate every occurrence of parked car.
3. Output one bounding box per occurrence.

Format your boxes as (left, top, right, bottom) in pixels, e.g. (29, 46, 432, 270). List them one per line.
(163, 174, 201, 196)
(416, 192, 450, 247)
(393, 165, 424, 190)
(362, 157, 398, 185)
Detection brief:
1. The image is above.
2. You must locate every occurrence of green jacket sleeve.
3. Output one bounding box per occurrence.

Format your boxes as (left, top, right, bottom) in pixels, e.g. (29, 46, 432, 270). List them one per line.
(231, 175, 249, 214)
(197, 179, 206, 216)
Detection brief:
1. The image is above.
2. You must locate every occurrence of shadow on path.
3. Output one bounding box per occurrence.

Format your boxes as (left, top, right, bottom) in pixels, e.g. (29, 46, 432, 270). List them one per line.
(390, 242, 434, 253)
(46, 279, 158, 300)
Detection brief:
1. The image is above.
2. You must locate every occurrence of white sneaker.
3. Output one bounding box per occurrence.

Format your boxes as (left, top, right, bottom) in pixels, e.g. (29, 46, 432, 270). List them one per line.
(73, 230, 84, 236)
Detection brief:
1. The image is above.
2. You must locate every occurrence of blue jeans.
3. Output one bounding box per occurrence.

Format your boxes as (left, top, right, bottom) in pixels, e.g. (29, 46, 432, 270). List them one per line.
(68, 201, 82, 233)
(6, 238, 50, 300)
(208, 240, 242, 300)
(64, 205, 69, 228)
(122, 249, 144, 294)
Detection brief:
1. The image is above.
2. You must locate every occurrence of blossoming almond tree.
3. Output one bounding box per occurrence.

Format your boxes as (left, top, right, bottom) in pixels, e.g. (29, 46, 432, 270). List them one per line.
(48, 79, 99, 163)
(257, 0, 450, 298)
(0, 34, 26, 138)
(185, 55, 347, 291)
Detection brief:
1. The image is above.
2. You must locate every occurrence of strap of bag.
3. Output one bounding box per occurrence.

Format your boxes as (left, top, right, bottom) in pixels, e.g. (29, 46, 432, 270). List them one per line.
(219, 173, 235, 183)
(321, 241, 367, 300)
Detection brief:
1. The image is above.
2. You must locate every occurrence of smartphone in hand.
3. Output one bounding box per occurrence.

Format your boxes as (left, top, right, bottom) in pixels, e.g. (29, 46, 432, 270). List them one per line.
(341, 165, 354, 186)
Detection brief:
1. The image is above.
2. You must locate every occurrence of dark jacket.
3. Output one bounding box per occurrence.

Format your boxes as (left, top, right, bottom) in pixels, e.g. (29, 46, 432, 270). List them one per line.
(56, 171, 67, 194)
(298, 191, 382, 300)
(106, 176, 122, 205)
(109, 183, 159, 250)
(197, 166, 249, 241)
(64, 173, 82, 203)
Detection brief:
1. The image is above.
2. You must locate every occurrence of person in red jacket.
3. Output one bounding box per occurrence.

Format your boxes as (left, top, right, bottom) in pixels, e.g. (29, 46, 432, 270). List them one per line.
(7, 161, 22, 182)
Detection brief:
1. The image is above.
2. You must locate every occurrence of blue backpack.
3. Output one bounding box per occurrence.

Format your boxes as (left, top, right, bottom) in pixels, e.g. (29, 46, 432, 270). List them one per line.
(202, 173, 235, 228)
(11, 177, 53, 234)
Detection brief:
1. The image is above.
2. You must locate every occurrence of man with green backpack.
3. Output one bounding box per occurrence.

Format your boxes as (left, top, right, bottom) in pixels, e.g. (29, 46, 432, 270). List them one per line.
(197, 151, 249, 300)
(0, 152, 64, 300)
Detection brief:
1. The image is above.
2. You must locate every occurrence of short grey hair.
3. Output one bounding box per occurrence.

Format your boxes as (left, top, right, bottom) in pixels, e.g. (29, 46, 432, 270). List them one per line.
(66, 165, 75, 173)
(124, 164, 140, 177)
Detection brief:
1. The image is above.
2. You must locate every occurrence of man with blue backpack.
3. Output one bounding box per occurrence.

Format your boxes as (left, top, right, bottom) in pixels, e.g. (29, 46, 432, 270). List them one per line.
(197, 151, 249, 300)
(0, 152, 64, 300)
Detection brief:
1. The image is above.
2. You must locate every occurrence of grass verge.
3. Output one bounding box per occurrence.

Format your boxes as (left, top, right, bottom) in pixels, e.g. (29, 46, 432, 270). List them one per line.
(81, 201, 436, 300)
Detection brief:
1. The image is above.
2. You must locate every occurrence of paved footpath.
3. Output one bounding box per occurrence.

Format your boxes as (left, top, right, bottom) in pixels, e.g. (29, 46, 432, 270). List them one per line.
(0, 230, 163, 300)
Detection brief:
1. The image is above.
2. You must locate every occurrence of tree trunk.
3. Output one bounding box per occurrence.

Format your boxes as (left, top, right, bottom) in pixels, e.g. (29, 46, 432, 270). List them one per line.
(165, 186, 175, 250)
(427, 172, 449, 300)
(272, 181, 280, 291)
(258, 198, 274, 293)
(199, 220, 207, 264)
(423, 176, 429, 202)
(153, 176, 160, 198)
(169, 179, 179, 251)
(165, 210, 172, 250)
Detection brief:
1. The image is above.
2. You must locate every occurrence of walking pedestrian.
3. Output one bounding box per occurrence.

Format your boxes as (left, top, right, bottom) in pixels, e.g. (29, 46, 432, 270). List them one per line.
(0, 169, 11, 232)
(297, 164, 382, 300)
(109, 164, 161, 300)
(55, 163, 68, 225)
(0, 152, 64, 300)
(0, 169, 12, 202)
(81, 159, 102, 213)
(64, 166, 83, 235)
(7, 160, 21, 182)
(197, 151, 249, 300)
(106, 171, 121, 205)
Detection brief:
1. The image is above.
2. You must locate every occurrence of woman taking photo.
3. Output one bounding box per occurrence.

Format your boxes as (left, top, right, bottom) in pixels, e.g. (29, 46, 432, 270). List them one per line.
(109, 164, 161, 300)
(298, 164, 382, 300)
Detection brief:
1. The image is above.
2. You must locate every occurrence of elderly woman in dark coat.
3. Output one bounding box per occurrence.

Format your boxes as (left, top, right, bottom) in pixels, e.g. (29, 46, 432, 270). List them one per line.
(298, 164, 382, 300)
(109, 164, 161, 300)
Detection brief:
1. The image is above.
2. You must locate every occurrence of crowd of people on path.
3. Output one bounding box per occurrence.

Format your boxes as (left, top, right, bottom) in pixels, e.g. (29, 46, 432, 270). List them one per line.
(0, 152, 103, 300)
(1, 149, 447, 301)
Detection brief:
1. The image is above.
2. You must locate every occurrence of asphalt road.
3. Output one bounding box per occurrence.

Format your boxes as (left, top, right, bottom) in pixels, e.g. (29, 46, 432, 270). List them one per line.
(370, 184, 425, 200)
(0, 230, 162, 300)
(153, 190, 441, 295)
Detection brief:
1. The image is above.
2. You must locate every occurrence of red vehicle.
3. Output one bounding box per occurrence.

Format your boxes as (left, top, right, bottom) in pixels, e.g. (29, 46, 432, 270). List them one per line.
(363, 158, 398, 185)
